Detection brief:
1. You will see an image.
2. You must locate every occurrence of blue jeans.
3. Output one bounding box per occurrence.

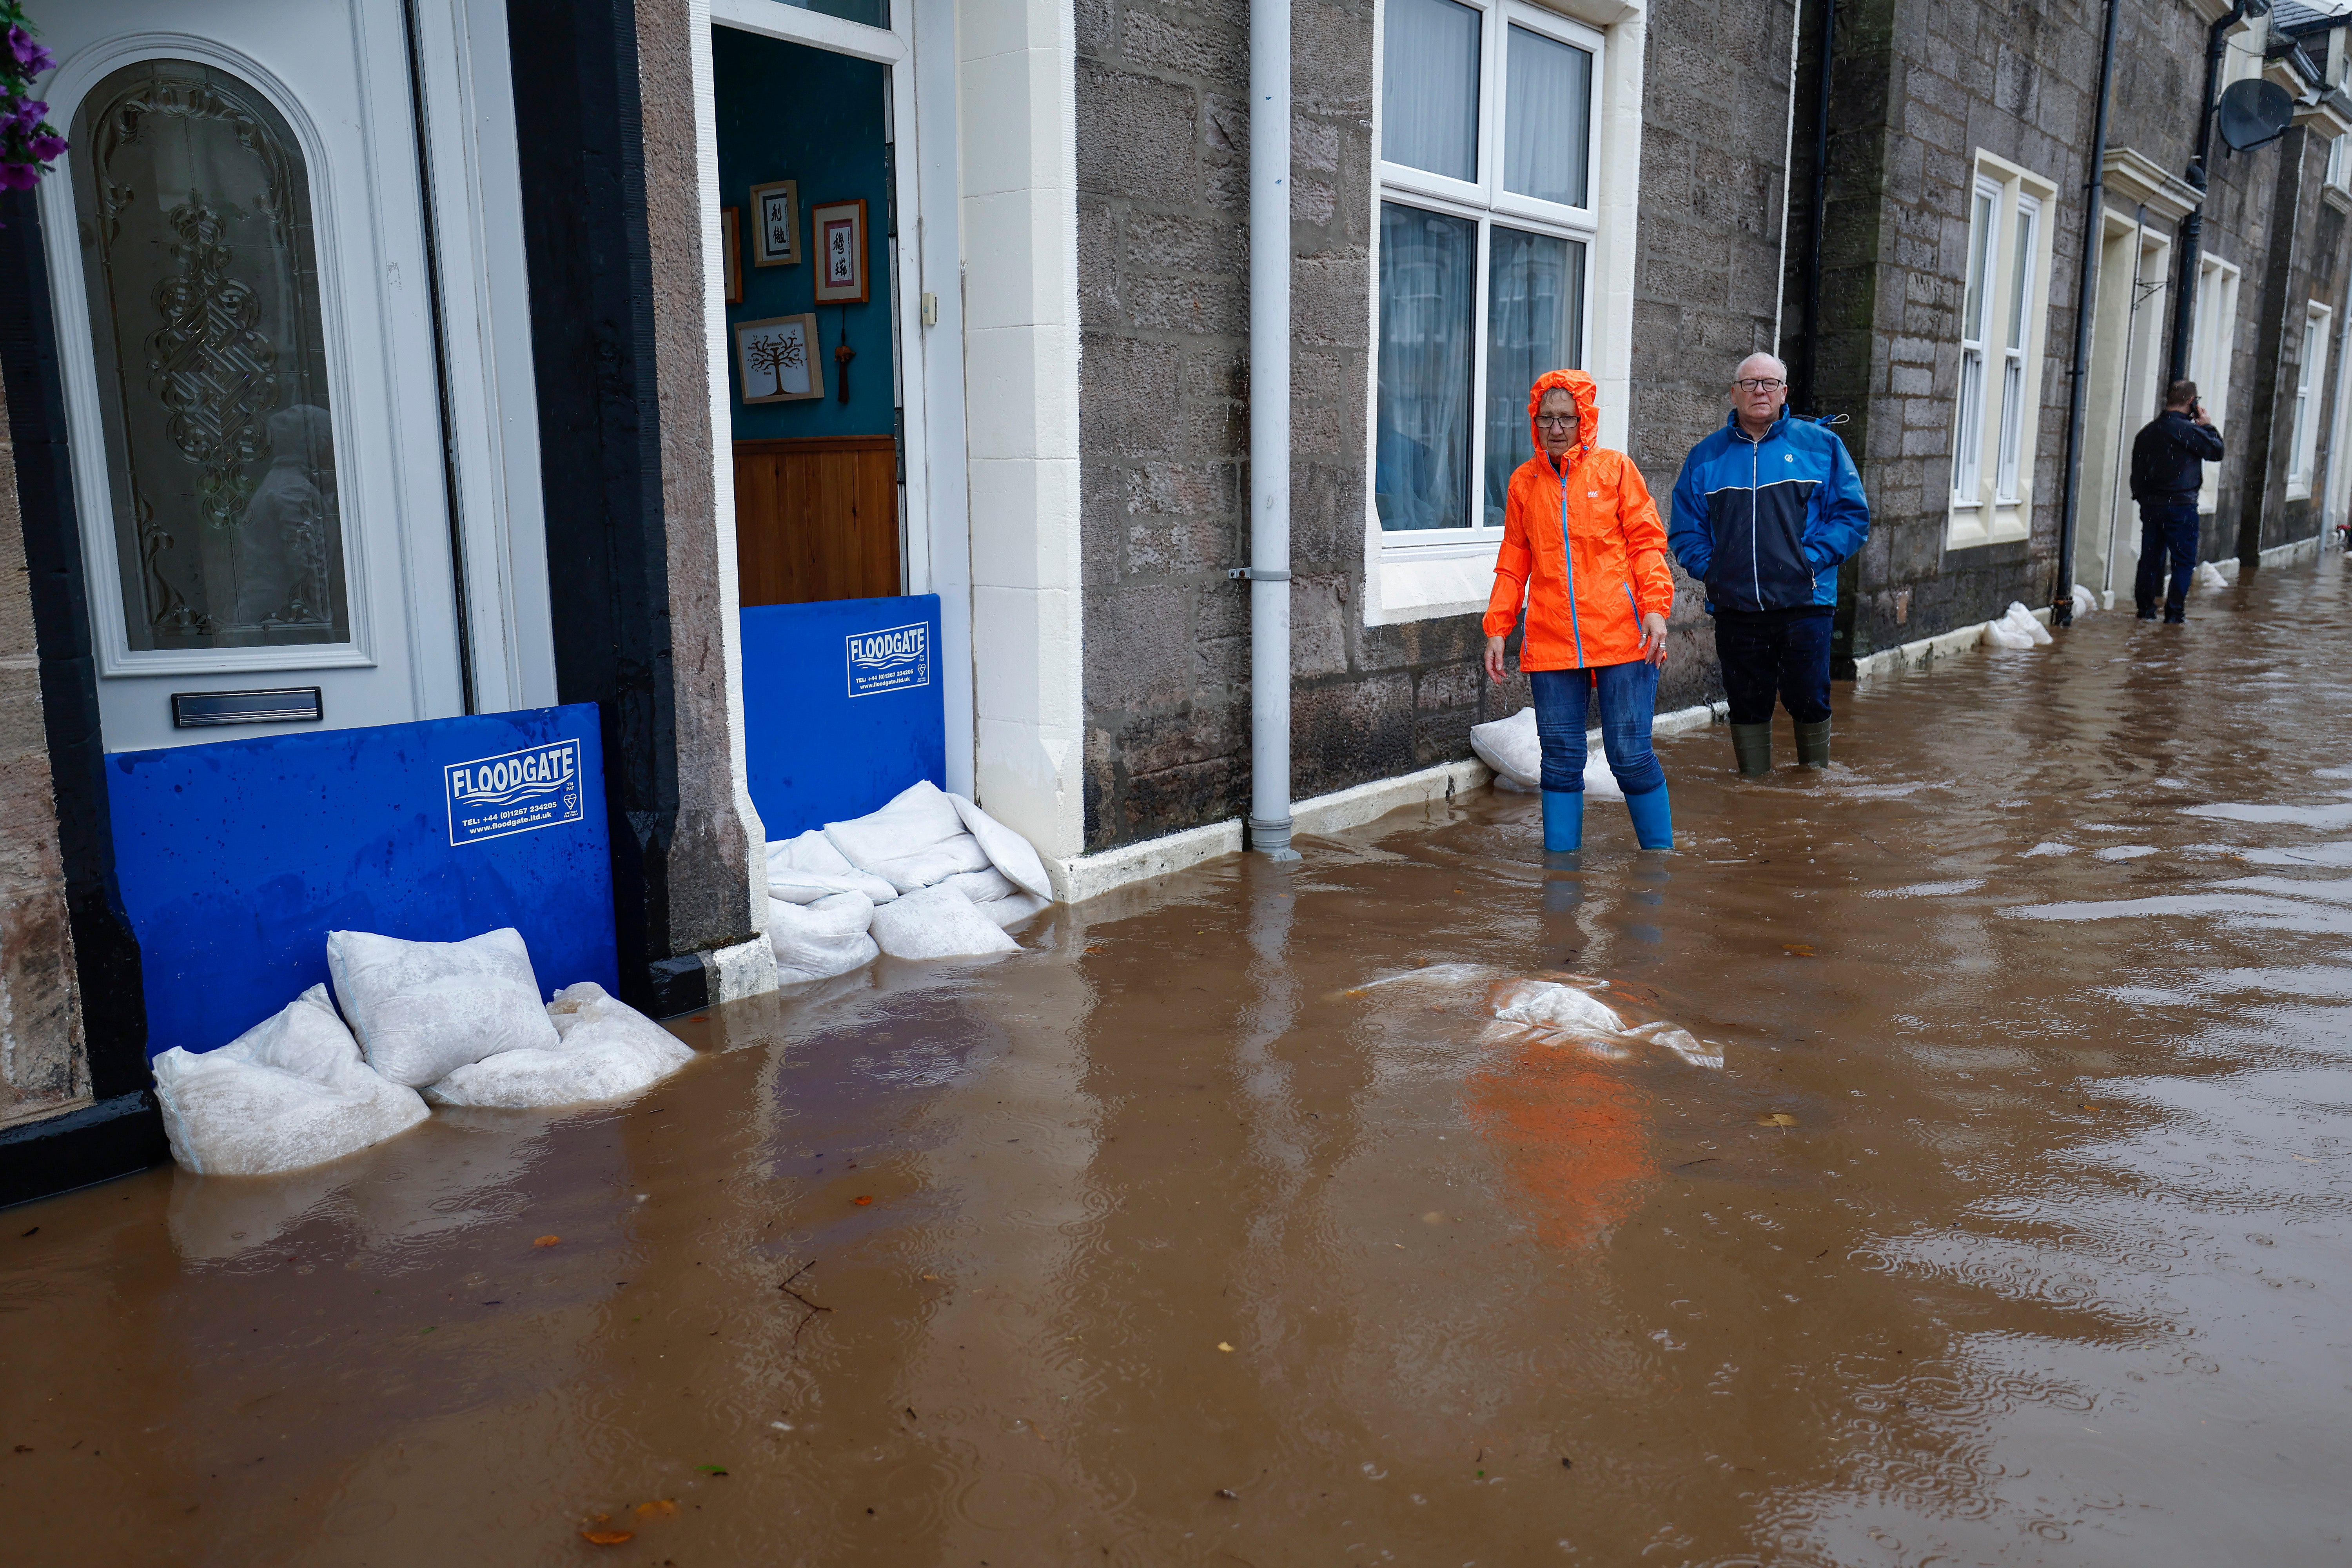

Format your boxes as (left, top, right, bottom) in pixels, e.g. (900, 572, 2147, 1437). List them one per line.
(1531, 662, 1664, 795)
(2134, 502, 2199, 617)
(1714, 611, 1834, 725)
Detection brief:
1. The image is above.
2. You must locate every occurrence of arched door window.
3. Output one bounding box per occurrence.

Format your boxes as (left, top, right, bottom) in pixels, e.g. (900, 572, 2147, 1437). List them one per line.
(70, 58, 349, 653)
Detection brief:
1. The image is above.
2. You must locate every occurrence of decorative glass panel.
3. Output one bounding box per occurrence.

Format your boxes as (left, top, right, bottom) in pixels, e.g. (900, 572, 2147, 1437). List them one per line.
(70, 58, 349, 653)
(1503, 25, 1591, 208)
(1483, 226, 1584, 524)
(1376, 202, 1476, 531)
(1381, 0, 1481, 183)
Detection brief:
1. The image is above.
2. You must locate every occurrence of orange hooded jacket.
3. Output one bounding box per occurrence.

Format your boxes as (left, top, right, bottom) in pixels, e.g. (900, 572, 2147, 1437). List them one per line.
(1482, 369, 1675, 672)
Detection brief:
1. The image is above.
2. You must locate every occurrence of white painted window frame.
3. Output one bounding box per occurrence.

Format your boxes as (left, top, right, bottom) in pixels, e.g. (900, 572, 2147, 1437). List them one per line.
(1946, 151, 2057, 550)
(1373, 0, 1604, 557)
(2330, 132, 2352, 192)
(2188, 252, 2241, 516)
(1994, 191, 2041, 504)
(1363, 0, 1645, 626)
(2289, 300, 2331, 499)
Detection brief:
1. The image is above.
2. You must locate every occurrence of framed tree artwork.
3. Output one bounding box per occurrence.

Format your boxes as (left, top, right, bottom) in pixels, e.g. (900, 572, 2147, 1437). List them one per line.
(722, 206, 743, 303)
(750, 180, 799, 267)
(811, 198, 869, 304)
(735, 313, 824, 403)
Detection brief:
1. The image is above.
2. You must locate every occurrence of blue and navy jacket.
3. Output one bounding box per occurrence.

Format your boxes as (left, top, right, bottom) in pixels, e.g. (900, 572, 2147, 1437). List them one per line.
(1668, 408, 1871, 614)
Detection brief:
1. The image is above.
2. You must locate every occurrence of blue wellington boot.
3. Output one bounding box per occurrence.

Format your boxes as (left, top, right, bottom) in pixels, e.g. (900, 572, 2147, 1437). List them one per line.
(1541, 789, 1584, 853)
(1623, 782, 1673, 850)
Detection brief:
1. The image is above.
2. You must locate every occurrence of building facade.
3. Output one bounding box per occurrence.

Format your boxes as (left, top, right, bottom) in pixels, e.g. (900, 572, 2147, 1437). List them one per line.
(5, 0, 2351, 1203)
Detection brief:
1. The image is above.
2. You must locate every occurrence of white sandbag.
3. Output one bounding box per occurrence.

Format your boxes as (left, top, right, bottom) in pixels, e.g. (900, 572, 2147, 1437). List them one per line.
(1623, 1020, 1724, 1071)
(1471, 706, 1541, 788)
(824, 779, 966, 870)
(326, 926, 558, 1088)
(2002, 601, 2053, 645)
(767, 891, 880, 984)
(869, 883, 1020, 960)
(1488, 978, 1625, 1035)
(1982, 612, 2037, 649)
(152, 985, 429, 1176)
(950, 793, 1054, 900)
(2070, 582, 2097, 616)
(864, 831, 994, 894)
(942, 867, 1020, 905)
(766, 829, 898, 905)
(1469, 705, 1622, 798)
(2197, 559, 2228, 589)
(979, 891, 1051, 928)
(423, 981, 693, 1109)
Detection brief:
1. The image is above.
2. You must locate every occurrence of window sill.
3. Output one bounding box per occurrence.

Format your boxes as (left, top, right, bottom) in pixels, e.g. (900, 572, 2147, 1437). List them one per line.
(2287, 479, 2314, 501)
(1944, 503, 2030, 552)
(1367, 539, 1503, 625)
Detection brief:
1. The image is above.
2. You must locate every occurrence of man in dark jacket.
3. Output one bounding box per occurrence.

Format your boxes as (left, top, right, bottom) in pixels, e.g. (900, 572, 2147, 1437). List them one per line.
(2128, 379, 2225, 623)
(1669, 354, 1871, 776)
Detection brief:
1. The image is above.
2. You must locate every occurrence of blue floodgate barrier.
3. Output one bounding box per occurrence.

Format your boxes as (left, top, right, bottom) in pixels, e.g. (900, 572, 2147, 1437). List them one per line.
(739, 593, 946, 839)
(107, 704, 619, 1058)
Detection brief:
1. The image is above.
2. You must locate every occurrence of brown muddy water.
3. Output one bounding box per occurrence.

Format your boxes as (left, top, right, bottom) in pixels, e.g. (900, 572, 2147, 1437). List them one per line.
(8, 559, 2352, 1568)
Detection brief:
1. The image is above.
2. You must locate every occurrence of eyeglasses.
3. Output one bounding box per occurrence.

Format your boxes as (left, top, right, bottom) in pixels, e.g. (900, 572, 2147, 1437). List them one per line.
(1734, 378, 1787, 393)
(1534, 413, 1579, 428)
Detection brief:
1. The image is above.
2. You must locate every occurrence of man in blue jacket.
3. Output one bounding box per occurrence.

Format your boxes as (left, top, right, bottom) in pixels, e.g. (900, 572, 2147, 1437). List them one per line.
(1668, 354, 1872, 775)
(2127, 379, 2223, 623)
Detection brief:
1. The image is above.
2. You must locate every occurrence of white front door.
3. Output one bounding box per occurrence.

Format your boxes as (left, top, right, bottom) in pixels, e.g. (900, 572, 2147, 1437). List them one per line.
(40, 0, 464, 752)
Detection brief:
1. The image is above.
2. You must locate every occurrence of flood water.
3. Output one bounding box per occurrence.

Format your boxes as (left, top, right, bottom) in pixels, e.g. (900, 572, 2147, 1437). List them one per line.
(8, 558, 2352, 1567)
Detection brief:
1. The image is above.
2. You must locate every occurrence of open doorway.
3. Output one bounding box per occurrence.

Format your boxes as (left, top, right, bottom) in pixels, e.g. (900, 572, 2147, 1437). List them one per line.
(2076, 211, 2171, 606)
(715, 28, 902, 606)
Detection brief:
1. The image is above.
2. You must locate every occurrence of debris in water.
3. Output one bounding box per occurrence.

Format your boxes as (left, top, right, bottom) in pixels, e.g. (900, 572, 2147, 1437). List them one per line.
(635, 1499, 676, 1518)
(1759, 1112, 1797, 1127)
(533, 1235, 561, 1248)
(695, 1465, 728, 1476)
(1217, 1341, 1235, 1352)
(853, 1195, 873, 1205)
(1215, 1488, 1240, 1499)
(1782, 943, 1816, 956)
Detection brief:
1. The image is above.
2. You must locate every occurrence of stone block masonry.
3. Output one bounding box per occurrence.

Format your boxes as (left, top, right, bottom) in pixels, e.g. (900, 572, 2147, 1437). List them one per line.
(1076, 0, 1804, 854)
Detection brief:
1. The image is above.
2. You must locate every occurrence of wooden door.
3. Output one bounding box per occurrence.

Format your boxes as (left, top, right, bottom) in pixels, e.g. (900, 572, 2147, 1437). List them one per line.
(733, 435, 901, 606)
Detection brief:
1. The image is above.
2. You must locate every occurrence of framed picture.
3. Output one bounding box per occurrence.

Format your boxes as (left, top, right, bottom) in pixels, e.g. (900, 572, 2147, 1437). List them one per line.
(750, 180, 799, 267)
(735, 313, 824, 404)
(811, 198, 868, 304)
(721, 206, 742, 303)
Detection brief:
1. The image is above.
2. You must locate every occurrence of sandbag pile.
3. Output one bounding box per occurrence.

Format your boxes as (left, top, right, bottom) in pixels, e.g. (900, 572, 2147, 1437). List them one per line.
(764, 780, 1052, 979)
(154, 927, 694, 1179)
(1981, 601, 2054, 650)
(1468, 706, 1629, 799)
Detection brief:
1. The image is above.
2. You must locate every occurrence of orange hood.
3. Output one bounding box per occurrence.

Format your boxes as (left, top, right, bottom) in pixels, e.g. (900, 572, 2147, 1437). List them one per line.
(1528, 368, 1600, 475)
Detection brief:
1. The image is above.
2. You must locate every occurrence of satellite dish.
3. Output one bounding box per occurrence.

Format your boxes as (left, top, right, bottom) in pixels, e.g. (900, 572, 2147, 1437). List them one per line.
(2216, 78, 2295, 153)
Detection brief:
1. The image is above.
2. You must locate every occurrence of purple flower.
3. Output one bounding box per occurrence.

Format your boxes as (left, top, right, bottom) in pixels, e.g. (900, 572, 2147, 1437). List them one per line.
(7, 27, 57, 76)
(0, 161, 40, 191)
(4, 98, 48, 136)
(27, 132, 64, 162)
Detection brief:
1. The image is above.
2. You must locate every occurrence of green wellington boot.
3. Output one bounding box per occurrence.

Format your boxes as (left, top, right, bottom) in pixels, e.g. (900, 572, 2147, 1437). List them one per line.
(1793, 718, 1832, 768)
(1729, 722, 1772, 777)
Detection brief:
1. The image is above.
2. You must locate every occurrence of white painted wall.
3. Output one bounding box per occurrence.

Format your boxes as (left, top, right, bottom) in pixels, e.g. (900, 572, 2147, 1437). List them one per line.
(957, 0, 1085, 861)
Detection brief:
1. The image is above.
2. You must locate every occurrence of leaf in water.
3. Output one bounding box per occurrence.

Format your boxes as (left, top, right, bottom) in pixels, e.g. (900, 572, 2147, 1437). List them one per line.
(418, 1326, 436, 1335)
(853, 1196, 873, 1206)
(1782, 943, 1816, 957)
(1758, 1112, 1797, 1127)
(635, 1499, 677, 1519)
(580, 1528, 634, 1546)
(1216, 1341, 1235, 1352)
(533, 1235, 561, 1248)
(696, 1465, 729, 1475)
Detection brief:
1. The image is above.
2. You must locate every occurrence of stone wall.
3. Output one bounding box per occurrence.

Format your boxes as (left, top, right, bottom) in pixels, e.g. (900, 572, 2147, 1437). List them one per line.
(0, 385, 88, 1129)
(1076, 0, 1409, 853)
(1074, 0, 1799, 853)
(1633, 0, 1802, 709)
(1793, 0, 2341, 660)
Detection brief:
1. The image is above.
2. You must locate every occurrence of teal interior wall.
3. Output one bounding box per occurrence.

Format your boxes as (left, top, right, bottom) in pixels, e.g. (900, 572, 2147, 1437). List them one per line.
(713, 28, 895, 442)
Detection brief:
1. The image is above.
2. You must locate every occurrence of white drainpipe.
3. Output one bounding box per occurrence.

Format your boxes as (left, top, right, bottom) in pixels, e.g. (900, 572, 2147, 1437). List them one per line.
(1245, 0, 1298, 860)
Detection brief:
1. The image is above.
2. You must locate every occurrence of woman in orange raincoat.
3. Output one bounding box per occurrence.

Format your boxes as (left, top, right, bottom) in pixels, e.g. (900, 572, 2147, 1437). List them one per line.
(1482, 370, 1676, 853)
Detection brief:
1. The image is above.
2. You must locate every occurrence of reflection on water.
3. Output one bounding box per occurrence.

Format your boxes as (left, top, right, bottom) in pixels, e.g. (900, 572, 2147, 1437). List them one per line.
(7, 555, 2352, 1564)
